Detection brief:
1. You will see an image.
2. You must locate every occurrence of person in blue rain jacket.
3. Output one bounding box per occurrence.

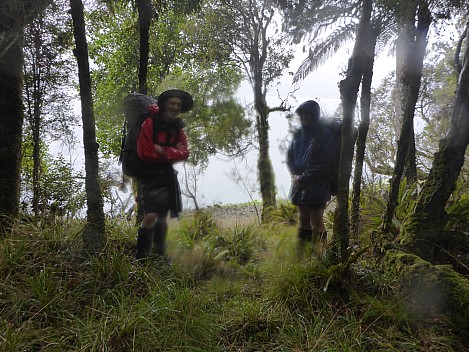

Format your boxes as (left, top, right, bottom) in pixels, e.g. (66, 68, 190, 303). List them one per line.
(286, 100, 335, 250)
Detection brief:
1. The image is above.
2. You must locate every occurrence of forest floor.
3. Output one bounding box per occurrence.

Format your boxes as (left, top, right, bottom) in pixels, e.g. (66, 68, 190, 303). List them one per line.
(1, 206, 468, 351)
(176, 203, 261, 227)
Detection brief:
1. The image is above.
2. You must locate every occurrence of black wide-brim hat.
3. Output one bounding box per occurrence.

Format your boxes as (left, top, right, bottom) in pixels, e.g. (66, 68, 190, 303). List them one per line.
(157, 89, 193, 113)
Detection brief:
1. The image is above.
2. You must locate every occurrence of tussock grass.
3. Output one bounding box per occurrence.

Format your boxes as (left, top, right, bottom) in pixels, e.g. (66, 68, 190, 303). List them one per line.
(1, 213, 468, 351)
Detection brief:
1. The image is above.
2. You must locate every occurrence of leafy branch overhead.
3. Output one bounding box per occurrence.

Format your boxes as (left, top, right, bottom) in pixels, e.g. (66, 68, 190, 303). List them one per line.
(88, 1, 251, 168)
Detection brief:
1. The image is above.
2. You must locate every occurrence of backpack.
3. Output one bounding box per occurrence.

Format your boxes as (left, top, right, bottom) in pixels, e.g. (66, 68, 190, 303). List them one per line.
(320, 118, 357, 196)
(119, 93, 158, 177)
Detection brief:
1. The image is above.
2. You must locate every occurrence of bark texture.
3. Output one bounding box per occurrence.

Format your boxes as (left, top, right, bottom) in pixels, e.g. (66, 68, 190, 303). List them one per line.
(256, 93, 276, 219)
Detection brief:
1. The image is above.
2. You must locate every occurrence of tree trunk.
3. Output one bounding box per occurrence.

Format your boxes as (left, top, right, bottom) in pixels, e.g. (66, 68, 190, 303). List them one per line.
(350, 28, 377, 238)
(28, 19, 43, 219)
(404, 130, 418, 183)
(70, 0, 105, 253)
(251, 21, 276, 220)
(256, 108, 276, 219)
(333, 0, 372, 263)
(136, 0, 151, 95)
(401, 23, 469, 261)
(32, 84, 41, 218)
(0, 37, 23, 233)
(134, 0, 152, 226)
(381, 1, 431, 233)
(254, 84, 276, 220)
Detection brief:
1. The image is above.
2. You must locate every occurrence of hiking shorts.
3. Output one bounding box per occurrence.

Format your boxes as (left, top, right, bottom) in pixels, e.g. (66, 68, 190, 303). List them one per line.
(298, 203, 327, 211)
(139, 178, 171, 214)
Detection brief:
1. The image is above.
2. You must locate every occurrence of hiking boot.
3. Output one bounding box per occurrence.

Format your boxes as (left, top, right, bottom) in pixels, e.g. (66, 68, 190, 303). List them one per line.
(297, 228, 313, 257)
(136, 227, 154, 262)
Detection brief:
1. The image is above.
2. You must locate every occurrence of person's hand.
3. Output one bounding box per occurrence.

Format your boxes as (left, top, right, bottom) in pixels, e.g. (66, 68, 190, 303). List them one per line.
(154, 144, 164, 155)
(292, 175, 301, 186)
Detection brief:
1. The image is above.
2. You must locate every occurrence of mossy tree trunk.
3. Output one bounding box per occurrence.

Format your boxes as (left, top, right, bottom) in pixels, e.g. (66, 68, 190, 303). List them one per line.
(401, 23, 469, 261)
(332, 0, 373, 263)
(381, 1, 431, 233)
(249, 4, 277, 221)
(70, 0, 106, 253)
(254, 79, 276, 220)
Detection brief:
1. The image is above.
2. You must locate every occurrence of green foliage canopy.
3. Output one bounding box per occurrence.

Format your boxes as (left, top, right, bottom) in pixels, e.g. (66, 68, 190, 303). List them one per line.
(87, 1, 252, 168)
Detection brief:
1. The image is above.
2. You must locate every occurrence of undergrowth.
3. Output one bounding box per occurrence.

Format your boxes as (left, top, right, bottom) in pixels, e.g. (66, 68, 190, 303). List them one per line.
(0, 212, 468, 351)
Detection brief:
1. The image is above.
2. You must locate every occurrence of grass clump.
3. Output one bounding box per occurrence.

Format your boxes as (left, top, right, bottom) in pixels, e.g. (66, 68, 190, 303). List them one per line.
(1, 213, 468, 351)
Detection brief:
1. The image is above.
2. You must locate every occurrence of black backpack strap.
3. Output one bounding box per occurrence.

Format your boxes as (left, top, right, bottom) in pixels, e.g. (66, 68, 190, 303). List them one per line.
(118, 119, 127, 164)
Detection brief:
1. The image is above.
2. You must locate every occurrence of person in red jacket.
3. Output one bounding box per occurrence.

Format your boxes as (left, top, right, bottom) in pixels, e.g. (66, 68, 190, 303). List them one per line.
(135, 89, 193, 263)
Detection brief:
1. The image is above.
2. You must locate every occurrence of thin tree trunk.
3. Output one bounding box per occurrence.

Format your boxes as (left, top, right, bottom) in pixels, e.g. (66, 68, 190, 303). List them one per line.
(350, 28, 377, 238)
(254, 83, 276, 220)
(31, 19, 43, 218)
(381, 1, 431, 233)
(136, 0, 151, 95)
(252, 21, 276, 220)
(70, 0, 105, 253)
(134, 0, 152, 226)
(401, 23, 469, 260)
(32, 87, 41, 218)
(22, 16, 45, 219)
(0, 37, 23, 233)
(256, 108, 276, 218)
(333, 0, 372, 263)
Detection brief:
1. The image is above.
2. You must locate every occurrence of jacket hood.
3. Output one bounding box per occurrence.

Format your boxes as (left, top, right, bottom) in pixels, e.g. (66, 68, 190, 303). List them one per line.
(295, 100, 320, 120)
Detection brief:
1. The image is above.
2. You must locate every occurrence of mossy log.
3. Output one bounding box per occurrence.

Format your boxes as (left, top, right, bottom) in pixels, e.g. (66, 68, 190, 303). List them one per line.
(382, 249, 469, 320)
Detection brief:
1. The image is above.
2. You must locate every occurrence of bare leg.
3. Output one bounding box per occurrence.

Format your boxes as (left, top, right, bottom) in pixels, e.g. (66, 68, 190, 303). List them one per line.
(309, 208, 326, 232)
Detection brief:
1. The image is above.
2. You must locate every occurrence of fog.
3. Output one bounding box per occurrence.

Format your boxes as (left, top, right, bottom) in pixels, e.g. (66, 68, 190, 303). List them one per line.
(190, 47, 395, 208)
(56, 45, 394, 212)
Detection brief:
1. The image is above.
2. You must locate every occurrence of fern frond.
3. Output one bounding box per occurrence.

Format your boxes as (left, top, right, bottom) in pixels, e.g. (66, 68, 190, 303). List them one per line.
(293, 22, 357, 83)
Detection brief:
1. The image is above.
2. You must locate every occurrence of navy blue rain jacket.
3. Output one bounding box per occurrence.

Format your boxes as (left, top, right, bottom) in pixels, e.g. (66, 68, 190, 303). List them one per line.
(286, 115, 335, 205)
